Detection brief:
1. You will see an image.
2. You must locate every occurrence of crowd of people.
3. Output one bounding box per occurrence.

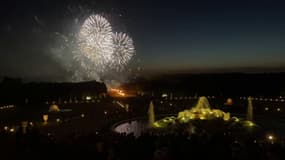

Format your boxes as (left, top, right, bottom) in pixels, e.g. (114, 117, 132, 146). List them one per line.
(12, 125, 285, 160)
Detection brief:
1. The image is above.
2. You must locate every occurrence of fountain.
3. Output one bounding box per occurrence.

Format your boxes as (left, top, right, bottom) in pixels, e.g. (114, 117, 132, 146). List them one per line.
(195, 96, 211, 109)
(247, 96, 253, 121)
(113, 96, 257, 136)
(153, 96, 232, 127)
(177, 96, 230, 122)
(148, 101, 155, 127)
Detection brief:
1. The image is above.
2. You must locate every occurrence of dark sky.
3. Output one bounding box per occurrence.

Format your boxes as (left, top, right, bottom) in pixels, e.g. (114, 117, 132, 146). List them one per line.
(1, 0, 285, 81)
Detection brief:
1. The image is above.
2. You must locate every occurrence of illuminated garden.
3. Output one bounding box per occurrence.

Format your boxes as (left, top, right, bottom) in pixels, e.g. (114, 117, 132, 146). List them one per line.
(155, 96, 254, 127)
(114, 96, 258, 138)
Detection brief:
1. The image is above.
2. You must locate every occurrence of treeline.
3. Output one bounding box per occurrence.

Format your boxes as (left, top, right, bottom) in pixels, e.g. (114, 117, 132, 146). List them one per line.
(133, 73, 285, 97)
(0, 77, 107, 105)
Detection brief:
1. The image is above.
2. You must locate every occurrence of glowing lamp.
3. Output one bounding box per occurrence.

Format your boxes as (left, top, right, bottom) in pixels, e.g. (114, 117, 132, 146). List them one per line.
(268, 135, 274, 140)
(225, 98, 233, 105)
(161, 94, 167, 98)
(267, 134, 275, 144)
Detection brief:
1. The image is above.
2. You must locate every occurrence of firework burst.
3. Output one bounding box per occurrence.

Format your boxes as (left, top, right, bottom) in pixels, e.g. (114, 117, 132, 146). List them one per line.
(110, 32, 135, 71)
(77, 14, 114, 73)
(51, 13, 136, 82)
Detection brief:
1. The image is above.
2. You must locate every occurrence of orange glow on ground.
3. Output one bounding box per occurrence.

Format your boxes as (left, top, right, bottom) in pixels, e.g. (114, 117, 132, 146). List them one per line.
(108, 88, 128, 97)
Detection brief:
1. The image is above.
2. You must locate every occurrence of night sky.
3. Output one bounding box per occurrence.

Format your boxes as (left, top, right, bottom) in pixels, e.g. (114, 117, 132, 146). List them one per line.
(1, 0, 285, 81)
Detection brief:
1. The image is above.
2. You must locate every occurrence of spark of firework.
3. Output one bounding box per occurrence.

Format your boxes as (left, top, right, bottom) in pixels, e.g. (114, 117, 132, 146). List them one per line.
(77, 14, 114, 73)
(110, 32, 135, 71)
